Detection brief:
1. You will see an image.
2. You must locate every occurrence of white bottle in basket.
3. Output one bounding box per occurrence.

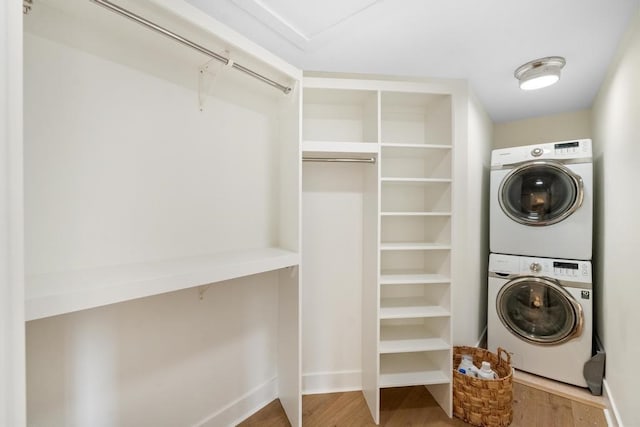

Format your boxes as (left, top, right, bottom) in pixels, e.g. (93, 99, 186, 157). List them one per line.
(457, 355, 478, 377)
(477, 361, 498, 380)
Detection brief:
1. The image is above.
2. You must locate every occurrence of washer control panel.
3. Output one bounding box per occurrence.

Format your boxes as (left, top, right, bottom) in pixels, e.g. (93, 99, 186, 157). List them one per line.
(553, 261, 581, 277)
(489, 253, 592, 282)
(522, 257, 591, 282)
(553, 140, 585, 155)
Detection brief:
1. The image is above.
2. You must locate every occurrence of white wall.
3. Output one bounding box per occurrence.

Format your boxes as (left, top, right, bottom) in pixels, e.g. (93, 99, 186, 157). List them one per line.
(453, 91, 493, 346)
(0, 0, 25, 426)
(493, 109, 592, 149)
(23, 32, 281, 275)
(591, 8, 640, 427)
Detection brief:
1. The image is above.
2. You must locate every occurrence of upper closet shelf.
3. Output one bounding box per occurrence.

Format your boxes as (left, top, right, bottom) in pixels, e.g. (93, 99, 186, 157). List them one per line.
(302, 141, 379, 155)
(381, 178, 452, 183)
(26, 247, 299, 321)
(381, 143, 451, 150)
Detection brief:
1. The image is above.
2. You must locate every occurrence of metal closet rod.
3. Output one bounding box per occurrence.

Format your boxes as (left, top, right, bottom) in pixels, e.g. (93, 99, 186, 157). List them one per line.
(303, 157, 376, 164)
(90, 0, 293, 94)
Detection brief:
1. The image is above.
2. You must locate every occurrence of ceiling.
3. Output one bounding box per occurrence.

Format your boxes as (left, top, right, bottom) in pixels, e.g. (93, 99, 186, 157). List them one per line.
(184, 0, 640, 122)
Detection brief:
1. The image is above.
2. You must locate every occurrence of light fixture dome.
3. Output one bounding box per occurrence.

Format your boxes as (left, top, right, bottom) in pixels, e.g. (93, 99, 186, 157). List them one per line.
(515, 56, 566, 90)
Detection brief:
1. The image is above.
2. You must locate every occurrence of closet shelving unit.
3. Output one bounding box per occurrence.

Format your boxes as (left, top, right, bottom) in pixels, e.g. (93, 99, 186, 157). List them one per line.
(378, 91, 453, 409)
(302, 77, 454, 424)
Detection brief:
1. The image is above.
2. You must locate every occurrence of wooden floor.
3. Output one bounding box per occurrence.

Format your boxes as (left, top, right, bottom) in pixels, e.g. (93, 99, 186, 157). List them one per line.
(237, 383, 607, 426)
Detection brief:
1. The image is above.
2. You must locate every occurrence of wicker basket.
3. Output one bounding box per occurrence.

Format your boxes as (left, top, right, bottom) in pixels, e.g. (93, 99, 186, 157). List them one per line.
(452, 346, 513, 427)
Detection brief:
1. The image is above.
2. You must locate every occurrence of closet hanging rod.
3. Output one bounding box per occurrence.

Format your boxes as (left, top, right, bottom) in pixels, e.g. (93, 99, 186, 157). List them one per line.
(302, 157, 376, 164)
(90, 0, 293, 94)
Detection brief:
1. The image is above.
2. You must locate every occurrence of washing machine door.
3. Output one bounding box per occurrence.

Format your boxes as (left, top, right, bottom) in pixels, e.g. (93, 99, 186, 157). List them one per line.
(496, 276, 583, 345)
(499, 161, 584, 226)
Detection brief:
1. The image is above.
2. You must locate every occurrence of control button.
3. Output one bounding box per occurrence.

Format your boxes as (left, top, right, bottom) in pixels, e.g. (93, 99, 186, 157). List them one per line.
(530, 262, 542, 273)
(531, 147, 543, 157)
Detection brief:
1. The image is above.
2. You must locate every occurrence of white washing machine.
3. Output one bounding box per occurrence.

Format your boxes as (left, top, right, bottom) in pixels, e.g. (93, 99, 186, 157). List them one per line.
(490, 139, 592, 260)
(487, 253, 593, 387)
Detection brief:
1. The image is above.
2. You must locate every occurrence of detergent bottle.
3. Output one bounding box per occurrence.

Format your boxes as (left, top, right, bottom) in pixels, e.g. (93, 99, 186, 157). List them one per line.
(457, 354, 478, 377)
(477, 361, 498, 380)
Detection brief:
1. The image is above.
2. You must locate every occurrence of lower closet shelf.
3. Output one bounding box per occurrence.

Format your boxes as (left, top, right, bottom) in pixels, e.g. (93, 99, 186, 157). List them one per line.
(380, 272, 450, 285)
(379, 325, 449, 353)
(25, 247, 300, 321)
(379, 298, 450, 319)
(379, 352, 450, 388)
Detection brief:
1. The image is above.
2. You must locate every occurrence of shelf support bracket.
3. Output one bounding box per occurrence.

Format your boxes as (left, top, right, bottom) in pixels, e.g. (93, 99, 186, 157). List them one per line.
(197, 284, 212, 300)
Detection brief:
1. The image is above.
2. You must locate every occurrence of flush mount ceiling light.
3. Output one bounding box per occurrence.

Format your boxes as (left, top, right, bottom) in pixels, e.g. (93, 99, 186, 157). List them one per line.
(515, 56, 566, 91)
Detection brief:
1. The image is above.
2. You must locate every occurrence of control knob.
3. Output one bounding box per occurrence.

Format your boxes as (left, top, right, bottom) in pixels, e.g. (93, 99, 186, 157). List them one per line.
(531, 147, 543, 157)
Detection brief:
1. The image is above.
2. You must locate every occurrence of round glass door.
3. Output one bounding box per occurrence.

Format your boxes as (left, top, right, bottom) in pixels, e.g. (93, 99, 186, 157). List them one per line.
(499, 161, 583, 226)
(496, 276, 583, 345)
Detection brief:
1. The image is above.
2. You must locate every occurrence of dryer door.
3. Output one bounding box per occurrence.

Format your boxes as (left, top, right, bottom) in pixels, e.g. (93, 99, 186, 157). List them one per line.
(499, 161, 583, 226)
(496, 276, 583, 345)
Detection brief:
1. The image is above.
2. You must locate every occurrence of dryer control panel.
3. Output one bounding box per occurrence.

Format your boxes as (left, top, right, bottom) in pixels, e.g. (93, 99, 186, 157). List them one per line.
(491, 138, 592, 167)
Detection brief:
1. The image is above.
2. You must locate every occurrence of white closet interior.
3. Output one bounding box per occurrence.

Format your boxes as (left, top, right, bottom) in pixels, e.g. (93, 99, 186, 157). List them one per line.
(23, 0, 301, 425)
(20, 0, 471, 424)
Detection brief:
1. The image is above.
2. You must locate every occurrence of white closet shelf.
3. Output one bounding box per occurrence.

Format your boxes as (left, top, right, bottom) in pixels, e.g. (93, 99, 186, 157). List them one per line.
(380, 272, 450, 285)
(302, 140, 379, 154)
(381, 178, 452, 183)
(380, 212, 452, 217)
(25, 247, 300, 321)
(379, 353, 450, 388)
(380, 143, 452, 156)
(379, 325, 449, 354)
(380, 298, 450, 319)
(380, 243, 451, 251)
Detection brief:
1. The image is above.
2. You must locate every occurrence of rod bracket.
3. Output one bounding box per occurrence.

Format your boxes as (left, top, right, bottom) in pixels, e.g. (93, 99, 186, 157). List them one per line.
(23, 0, 33, 14)
(198, 53, 229, 111)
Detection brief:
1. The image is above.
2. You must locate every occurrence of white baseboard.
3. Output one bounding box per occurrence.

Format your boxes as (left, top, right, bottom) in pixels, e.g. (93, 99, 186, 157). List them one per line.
(603, 379, 623, 427)
(302, 370, 361, 395)
(193, 377, 278, 427)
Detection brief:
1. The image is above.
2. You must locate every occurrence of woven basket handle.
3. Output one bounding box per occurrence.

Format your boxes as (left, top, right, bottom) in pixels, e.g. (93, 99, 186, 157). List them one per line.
(497, 347, 511, 365)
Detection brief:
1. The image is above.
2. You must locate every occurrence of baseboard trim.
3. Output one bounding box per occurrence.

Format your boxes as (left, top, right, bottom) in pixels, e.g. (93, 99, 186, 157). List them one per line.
(603, 379, 623, 427)
(193, 376, 278, 427)
(302, 370, 361, 395)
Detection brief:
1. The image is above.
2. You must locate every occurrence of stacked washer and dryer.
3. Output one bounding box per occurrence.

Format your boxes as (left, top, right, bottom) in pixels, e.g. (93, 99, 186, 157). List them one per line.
(488, 139, 595, 389)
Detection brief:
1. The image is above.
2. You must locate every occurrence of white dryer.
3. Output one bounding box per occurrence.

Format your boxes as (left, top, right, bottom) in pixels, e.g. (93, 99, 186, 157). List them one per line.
(490, 139, 592, 260)
(487, 253, 593, 387)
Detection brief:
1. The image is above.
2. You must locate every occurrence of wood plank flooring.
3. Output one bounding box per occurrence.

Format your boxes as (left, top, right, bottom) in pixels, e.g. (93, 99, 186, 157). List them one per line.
(237, 383, 607, 426)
